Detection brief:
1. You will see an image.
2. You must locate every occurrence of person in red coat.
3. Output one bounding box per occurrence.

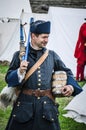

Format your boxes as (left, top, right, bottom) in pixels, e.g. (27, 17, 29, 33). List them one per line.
(74, 20, 86, 81)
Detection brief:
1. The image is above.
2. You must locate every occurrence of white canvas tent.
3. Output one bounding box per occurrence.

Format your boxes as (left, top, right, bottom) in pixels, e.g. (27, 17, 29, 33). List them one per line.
(0, 20, 20, 61)
(0, 0, 31, 18)
(63, 84, 86, 124)
(47, 7, 86, 76)
(0, 3, 86, 76)
(0, 0, 32, 61)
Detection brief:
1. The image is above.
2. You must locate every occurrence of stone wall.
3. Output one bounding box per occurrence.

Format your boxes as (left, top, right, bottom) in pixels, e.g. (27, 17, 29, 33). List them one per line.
(29, 0, 86, 13)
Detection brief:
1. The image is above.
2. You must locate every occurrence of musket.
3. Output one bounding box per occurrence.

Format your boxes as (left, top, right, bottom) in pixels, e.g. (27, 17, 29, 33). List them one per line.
(24, 17, 34, 61)
(19, 17, 34, 61)
(19, 20, 25, 61)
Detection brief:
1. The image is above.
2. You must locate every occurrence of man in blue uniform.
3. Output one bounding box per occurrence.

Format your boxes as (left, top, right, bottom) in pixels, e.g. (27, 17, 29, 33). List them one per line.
(5, 20, 82, 130)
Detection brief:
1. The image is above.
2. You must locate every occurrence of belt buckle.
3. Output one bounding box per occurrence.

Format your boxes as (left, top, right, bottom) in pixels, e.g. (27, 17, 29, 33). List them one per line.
(36, 90, 41, 97)
(32, 90, 36, 96)
(32, 90, 41, 97)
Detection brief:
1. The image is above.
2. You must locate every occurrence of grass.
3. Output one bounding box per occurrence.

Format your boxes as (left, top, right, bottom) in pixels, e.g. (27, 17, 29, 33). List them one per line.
(0, 64, 11, 130)
(0, 64, 86, 130)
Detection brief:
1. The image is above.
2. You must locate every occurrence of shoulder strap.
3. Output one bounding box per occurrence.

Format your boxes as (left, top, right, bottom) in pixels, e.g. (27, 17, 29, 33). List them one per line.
(24, 50, 49, 81)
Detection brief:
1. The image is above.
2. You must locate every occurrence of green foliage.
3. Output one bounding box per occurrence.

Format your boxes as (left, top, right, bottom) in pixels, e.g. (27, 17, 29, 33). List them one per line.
(0, 64, 8, 90)
(0, 64, 11, 130)
(0, 65, 86, 130)
(0, 64, 9, 74)
(0, 107, 11, 130)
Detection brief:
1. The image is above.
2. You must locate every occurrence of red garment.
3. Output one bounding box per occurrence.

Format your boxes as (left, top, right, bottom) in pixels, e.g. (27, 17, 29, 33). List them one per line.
(74, 23, 86, 61)
(74, 22, 86, 81)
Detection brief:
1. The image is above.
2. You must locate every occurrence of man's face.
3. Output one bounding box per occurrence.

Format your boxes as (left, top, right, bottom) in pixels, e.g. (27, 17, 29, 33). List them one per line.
(32, 33, 49, 49)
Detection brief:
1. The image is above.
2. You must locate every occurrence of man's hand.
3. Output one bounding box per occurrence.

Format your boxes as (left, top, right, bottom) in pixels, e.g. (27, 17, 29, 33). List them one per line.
(19, 60, 29, 74)
(61, 85, 74, 97)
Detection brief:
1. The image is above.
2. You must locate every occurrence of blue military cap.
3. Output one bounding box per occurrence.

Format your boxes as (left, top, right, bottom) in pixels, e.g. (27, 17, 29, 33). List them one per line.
(30, 20, 51, 34)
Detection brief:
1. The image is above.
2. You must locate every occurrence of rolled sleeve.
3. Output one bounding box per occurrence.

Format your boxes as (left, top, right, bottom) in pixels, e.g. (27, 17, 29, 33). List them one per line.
(17, 68, 26, 83)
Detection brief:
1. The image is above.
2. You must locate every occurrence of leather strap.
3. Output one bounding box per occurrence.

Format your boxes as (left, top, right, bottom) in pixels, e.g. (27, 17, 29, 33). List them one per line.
(24, 50, 49, 81)
(23, 89, 55, 101)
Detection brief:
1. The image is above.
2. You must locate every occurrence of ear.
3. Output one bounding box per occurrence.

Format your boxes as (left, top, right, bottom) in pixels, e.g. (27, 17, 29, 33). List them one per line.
(31, 33, 35, 39)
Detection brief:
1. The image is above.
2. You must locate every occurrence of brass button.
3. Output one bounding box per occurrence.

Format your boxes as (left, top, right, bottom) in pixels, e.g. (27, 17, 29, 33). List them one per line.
(38, 79, 41, 81)
(38, 74, 41, 77)
(43, 115, 45, 118)
(37, 97, 40, 99)
(44, 101, 47, 104)
(51, 118, 54, 121)
(38, 66, 40, 69)
(38, 70, 41, 73)
(38, 83, 41, 86)
(13, 115, 16, 117)
(38, 88, 40, 90)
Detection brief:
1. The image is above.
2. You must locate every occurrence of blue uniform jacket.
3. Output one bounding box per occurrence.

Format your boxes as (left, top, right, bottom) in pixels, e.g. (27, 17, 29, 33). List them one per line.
(5, 47, 82, 96)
